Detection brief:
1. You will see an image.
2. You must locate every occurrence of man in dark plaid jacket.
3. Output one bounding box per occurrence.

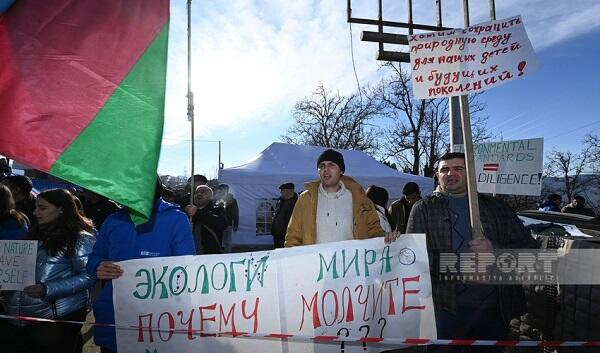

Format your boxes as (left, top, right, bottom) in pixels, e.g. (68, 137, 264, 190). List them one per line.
(406, 152, 537, 352)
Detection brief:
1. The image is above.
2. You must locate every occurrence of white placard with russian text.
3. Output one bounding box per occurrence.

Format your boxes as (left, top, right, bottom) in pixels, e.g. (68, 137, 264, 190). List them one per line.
(113, 235, 436, 353)
(409, 15, 539, 99)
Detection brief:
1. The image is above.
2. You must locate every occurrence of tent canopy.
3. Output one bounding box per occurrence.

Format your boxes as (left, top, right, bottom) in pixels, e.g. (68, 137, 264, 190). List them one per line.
(219, 143, 433, 247)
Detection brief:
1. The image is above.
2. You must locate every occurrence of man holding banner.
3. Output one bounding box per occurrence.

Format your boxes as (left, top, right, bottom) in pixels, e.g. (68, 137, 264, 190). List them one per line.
(404, 152, 537, 352)
(285, 149, 384, 246)
(86, 181, 196, 353)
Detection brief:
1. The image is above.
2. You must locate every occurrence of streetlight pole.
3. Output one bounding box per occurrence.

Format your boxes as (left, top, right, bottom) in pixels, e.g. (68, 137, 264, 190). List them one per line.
(218, 140, 223, 170)
(187, 0, 195, 205)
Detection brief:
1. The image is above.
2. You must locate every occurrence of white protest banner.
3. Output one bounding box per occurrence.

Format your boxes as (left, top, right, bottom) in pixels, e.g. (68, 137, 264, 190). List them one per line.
(409, 15, 539, 99)
(453, 138, 543, 196)
(113, 235, 436, 353)
(0, 240, 37, 291)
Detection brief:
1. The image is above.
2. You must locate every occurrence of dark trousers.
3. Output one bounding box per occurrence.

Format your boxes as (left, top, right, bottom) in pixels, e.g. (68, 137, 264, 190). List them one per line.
(426, 306, 507, 353)
(0, 307, 86, 353)
(273, 232, 285, 248)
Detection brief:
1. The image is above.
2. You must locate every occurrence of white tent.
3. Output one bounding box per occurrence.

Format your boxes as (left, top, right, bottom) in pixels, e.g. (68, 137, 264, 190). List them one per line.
(219, 143, 433, 247)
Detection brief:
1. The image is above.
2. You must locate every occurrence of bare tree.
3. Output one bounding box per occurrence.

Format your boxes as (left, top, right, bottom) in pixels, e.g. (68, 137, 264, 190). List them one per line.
(420, 98, 449, 176)
(544, 134, 600, 202)
(497, 194, 539, 212)
(377, 63, 492, 176)
(281, 83, 382, 153)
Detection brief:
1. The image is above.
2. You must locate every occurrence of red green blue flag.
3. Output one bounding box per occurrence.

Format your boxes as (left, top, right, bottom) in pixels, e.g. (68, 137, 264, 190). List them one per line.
(0, 0, 169, 223)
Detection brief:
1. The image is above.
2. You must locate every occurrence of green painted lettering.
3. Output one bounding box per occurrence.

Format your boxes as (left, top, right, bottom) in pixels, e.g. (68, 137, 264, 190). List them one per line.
(168, 266, 187, 296)
(133, 268, 151, 299)
(188, 264, 209, 294)
(246, 255, 269, 291)
(229, 259, 246, 293)
(342, 249, 360, 278)
(364, 249, 376, 277)
(379, 246, 392, 274)
(317, 252, 338, 282)
(152, 266, 169, 299)
(211, 262, 228, 291)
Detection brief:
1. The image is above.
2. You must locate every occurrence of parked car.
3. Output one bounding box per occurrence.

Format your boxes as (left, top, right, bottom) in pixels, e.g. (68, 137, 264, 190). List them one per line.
(513, 210, 600, 348)
(517, 210, 600, 236)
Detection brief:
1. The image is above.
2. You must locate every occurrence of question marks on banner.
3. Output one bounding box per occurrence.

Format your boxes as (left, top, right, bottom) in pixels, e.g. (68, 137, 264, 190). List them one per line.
(359, 325, 370, 351)
(378, 317, 387, 338)
(335, 319, 386, 353)
(337, 327, 350, 353)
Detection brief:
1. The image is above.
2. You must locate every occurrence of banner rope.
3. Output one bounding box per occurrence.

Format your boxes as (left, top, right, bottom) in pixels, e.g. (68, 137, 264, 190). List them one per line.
(1, 314, 599, 347)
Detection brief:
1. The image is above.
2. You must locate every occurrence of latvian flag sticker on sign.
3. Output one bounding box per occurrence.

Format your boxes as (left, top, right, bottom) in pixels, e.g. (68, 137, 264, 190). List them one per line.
(483, 163, 500, 171)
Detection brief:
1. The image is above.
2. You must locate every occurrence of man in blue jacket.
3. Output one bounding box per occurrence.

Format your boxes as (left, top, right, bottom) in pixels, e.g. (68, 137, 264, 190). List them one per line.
(538, 193, 562, 212)
(86, 181, 196, 353)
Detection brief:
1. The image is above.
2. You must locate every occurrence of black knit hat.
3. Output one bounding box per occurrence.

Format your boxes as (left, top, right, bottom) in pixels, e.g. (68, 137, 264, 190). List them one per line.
(279, 182, 295, 190)
(402, 182, 420, 195)
(317, 149, 345, 173)
(366, 185, 389, 208)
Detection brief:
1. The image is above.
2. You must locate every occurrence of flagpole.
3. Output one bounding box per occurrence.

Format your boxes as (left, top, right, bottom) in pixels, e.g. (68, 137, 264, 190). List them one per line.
(187, 0, 195, 206)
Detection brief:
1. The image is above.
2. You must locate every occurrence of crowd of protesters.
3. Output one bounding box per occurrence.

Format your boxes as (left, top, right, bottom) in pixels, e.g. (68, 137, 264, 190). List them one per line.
(0, 151, 598, 352)
(0, 186, 96, 353)
(538, 193, 597, 217)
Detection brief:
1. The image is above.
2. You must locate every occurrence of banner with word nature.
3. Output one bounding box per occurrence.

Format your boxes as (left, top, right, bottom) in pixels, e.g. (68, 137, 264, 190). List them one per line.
(409, 15, 539, 99)
(0, 240, 37, 291)
(453, 138, 543, 196)
(112, 235, 436, 353)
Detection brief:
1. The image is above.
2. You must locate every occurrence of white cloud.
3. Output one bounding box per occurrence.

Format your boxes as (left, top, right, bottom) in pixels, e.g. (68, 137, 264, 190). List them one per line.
(163, 0, 383, 145)
(163, 0, 600, 147)
(522, 2, 600, 50)
(431, 0, 600, 51)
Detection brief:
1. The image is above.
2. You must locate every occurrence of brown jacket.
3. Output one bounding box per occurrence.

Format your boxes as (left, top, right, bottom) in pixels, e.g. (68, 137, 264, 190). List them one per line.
(285, 175, 384, 247)
(388, 196, 416, 233)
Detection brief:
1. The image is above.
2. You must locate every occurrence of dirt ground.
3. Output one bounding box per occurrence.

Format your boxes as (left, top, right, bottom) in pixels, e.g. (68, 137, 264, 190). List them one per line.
(82, 311, 100, 353)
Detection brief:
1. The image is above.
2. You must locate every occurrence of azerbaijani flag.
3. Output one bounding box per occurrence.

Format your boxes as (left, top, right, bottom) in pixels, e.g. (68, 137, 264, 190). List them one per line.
(0, 0, 169, 223)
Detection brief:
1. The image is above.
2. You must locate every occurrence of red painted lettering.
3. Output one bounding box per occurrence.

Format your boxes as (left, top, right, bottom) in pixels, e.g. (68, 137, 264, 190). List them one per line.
(402, 276, 426, 313)
(199, 304, 217, 337)
(300, 292, 321, 330)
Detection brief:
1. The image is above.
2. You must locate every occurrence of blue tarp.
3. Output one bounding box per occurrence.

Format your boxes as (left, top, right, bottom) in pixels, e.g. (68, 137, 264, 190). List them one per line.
(31, 179, 80, 193)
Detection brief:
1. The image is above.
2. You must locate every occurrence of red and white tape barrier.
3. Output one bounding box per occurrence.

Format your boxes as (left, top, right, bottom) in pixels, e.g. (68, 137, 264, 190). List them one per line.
(1, 314, 599, 347)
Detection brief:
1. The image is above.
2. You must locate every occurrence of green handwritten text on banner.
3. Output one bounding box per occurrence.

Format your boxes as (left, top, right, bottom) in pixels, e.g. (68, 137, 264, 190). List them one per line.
(113, 235, 436, 353)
